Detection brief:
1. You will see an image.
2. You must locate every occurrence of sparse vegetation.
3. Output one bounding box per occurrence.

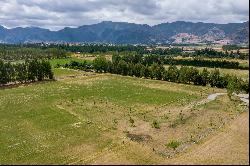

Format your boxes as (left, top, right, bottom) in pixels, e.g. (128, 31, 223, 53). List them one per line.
(129, 117, 135, 127)
(166, 140, 181, 150)
(152, 120, 160, 129)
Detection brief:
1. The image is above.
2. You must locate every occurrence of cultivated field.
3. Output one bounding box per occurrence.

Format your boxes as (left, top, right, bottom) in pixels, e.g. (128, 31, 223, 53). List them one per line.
(0, 68, 248, 164)
(72, 53, 113, 61)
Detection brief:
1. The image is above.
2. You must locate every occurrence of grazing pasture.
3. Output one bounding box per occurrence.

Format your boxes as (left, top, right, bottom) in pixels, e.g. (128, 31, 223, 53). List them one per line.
(0, 68, 248, 164)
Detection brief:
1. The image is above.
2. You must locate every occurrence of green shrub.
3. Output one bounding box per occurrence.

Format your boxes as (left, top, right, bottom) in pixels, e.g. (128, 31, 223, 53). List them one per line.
(166, 140, 181, 150)
(129, 117, 135, 127)
(152, 120, 160, 129)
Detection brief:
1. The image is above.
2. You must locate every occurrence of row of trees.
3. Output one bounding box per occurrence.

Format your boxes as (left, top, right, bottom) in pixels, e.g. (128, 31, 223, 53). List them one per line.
(194, 48, 229, 57)
(55, 44, 248, 60)
(110, 54, 248, 70)
(193, 48, 248, 59)
(0, 44, 69, 61)
(55, 44, 182, 56)
(94, 57, 248, 91)
(57, 44, 148, 54)
(0, 60, 54, 85)
(222, 45, 247, 51)
(150, 48, 182, 55)
(59, 56, 248, 93)
(1, 43, 248, 61)
(163, 58, 248, 70)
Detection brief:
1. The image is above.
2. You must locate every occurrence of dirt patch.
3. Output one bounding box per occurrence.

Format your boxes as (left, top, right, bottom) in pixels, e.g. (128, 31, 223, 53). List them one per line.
(63, 74, 109, 85)
(126, 133, 152, 143)
(56, 71, 97, 81)
(0, 80, 54, 90)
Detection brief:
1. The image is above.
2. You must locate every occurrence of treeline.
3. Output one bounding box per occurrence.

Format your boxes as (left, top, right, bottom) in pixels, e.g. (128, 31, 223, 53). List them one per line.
(48, 44, 182, 56)
(12, 43, 148, 54)
(56, 44, 247, 60)
(57, 44, 147, 54)
(194, 48, 228, 57)
(192, 48, 248, 59)
(57, 56, 249, 93)
(0, 44, 69, 61)
(150, 48, 182, 55)
(163, 58, 248, 70)
(108, 53, 248, 70)
(222, 45, 248, 51)
(42, 44, 249, 60)
(1, 43, 248, 61)
(0, 60, 54, 86)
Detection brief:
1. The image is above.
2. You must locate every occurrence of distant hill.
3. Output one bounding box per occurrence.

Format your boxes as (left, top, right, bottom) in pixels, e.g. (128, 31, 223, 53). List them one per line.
(0, 21, 248, 44)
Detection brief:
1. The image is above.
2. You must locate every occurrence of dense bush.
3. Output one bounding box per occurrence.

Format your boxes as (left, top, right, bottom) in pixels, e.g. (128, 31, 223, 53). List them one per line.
(0, 59, 54, 86)
(163, 58, 248, 70)
(111, 53, 248, 70)
(64, 60, 92, 71)
(222, 45, 247, 51)
(0, 44, 69, 61)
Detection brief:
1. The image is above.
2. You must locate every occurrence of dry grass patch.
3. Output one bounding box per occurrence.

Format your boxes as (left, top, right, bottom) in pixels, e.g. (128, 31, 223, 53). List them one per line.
(168, 111, 249, 165)
(71, 53, 113, 61)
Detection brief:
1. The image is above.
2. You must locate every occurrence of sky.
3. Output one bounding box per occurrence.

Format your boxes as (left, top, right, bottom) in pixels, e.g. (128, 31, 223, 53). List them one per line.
(0, 0, 249, 30)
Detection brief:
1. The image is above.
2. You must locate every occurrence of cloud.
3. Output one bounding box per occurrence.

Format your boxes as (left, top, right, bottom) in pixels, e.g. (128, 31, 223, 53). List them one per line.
(0, 0, 248, 30)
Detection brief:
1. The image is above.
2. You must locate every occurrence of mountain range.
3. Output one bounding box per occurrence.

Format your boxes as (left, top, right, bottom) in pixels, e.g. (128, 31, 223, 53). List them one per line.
(0, 21, 249, 44)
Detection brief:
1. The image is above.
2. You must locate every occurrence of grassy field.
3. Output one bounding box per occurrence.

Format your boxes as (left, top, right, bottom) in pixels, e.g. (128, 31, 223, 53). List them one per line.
(49, 57, 90, 67)
(53, 68, 83, 77)
(0, 67, 248, 164)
